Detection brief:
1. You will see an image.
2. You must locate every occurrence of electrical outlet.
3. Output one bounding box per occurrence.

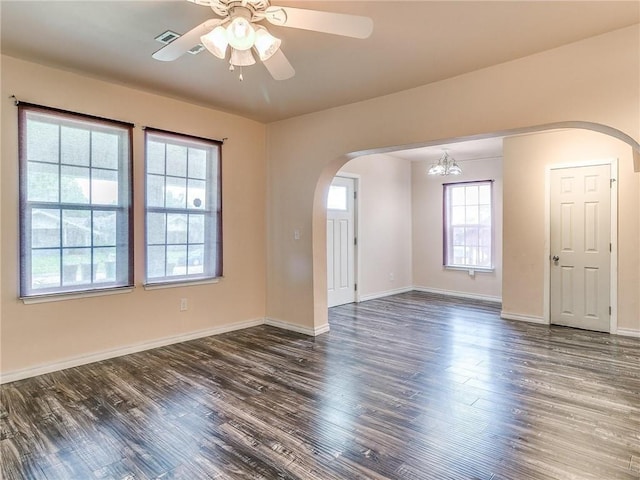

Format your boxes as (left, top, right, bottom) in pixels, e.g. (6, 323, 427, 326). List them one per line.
(389, 273, 395, 282)
(180, 298, 188, 311)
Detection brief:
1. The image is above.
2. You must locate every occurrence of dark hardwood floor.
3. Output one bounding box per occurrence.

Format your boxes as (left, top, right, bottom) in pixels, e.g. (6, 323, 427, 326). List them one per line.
(1, 291, 640, 479)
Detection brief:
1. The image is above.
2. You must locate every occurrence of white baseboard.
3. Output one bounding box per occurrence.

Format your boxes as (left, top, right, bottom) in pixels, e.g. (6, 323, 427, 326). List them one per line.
(0, 318, 265, 384)
(500, 311, 548, 325)
(614, 327, 640, 338)
(358, 286, 414, 302)
(265, 317, 330, 336)
(414, 286, 502, 304)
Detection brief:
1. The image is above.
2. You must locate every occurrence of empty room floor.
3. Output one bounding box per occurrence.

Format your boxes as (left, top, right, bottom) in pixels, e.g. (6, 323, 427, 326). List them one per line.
(1, 291, 639, 479)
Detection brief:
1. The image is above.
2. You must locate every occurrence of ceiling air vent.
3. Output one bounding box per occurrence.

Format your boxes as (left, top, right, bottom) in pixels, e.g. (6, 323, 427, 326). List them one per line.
(155, 30, 181, 44)
(187, 44, 206, 55)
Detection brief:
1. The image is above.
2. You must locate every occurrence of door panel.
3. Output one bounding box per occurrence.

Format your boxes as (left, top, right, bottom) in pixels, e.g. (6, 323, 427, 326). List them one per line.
(550, 164, 610, 332)
(327, 176, 356, 307)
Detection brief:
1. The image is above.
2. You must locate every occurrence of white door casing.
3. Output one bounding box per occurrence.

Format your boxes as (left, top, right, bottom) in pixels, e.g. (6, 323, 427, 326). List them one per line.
(327, 176, 356, 308)
(549, 164, 612, 332)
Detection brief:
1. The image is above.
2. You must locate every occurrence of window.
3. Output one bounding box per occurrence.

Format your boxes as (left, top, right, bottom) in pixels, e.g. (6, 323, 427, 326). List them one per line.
(19, 105, 133, 297)
(444, 181, 493, 269)
(145, 130, 222, 284)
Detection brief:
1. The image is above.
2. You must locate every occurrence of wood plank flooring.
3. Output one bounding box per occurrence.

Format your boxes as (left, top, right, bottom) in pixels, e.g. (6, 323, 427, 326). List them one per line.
(1, 291, 639, 479)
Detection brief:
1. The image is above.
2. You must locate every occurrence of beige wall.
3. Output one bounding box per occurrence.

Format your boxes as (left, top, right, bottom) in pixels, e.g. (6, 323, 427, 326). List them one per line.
(412, 157, 503, 300)
(266, 25, 640, 331)
(503, 129, 639, 331)
(1, 55, 267, 375)
(338, 154, 412, 299)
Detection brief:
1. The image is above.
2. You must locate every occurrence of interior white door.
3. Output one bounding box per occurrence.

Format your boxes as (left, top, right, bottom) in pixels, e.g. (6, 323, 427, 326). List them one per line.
(550, 164, 611, 332)
(327, 176, 356, 308)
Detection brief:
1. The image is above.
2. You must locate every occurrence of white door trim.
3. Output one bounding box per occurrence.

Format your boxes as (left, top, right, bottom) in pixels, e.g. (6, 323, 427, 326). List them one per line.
(330, 173, 360, 304)
(543, 158, 618, 333)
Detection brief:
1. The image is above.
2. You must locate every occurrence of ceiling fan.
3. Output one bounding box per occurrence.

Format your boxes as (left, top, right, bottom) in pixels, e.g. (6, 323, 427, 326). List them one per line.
(152, 0, 374, 80)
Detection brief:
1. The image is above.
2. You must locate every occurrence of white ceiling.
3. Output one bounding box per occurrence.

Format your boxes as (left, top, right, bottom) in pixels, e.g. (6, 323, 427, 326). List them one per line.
(388, 136, 505, 163)
(1, 1, 638, 123)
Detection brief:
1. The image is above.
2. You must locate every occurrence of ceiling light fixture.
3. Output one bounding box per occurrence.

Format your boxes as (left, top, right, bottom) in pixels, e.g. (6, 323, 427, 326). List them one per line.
(428, 151, 462, 176)
(199, 6, 281, 80)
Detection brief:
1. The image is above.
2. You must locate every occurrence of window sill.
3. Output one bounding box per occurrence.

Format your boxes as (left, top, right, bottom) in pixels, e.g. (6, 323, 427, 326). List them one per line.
(143, 277, 221, 291)
(21, 286, 134, 305)
(444, 266, 495, 273)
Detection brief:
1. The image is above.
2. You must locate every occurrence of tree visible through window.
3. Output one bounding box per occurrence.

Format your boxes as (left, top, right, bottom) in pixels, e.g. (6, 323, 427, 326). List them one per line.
(19, 105, 133, 297)
(444, 181, 493, 268)
(144, 130, 222, 284)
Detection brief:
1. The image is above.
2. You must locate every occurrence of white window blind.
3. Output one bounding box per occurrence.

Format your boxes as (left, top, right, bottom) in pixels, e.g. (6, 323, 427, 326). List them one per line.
(19, 104, 133, 297)
(444, 181, 493, 269)
(144, 130, 222, 285)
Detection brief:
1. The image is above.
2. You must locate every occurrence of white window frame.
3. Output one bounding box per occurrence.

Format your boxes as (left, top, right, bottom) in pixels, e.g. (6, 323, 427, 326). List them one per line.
(144, 129, 222, 286)
(443, 180, 494, 270)
(18, 104, 133, 299)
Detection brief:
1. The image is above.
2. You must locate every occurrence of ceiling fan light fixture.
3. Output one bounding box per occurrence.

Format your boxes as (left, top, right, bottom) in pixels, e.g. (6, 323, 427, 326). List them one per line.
(200, 25, 228, 59)
(254, 26, 281, 61)
(226, 16, 256, 51)
(230, 48, 256, 66)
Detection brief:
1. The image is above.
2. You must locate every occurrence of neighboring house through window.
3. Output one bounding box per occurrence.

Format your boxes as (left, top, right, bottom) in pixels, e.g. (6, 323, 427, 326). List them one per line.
(443, 180, 493, 269)
(18, 104, 133, 297)
(144, 129, 222, 284)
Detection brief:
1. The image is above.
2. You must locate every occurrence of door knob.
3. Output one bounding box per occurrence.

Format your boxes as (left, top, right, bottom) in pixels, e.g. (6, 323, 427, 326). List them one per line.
(552, 255, 560, 262)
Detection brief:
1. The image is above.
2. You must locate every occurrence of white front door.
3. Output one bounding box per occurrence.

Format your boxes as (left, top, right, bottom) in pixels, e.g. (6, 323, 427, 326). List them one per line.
(327, 176, 356, 308)
(550, 164, 611, 332)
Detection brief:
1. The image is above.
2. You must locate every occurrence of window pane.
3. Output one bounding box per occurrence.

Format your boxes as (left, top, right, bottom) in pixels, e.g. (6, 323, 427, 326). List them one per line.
(465, 246, 477, 266)
(465, 227, 479, 246)
(188, 215, 205, 244)
(166, 177, 186, 208)
(465, 205, 479, 224)
(167, 245, 187, 276)
(452, 227, 464, 246)
(451, 206, 465, 225)
(62, 248, 91, 285)
(61, 126, 90, 166)
(479, 227, 492, 247)
(32, 249, 61, 289)
(166, 144, 187, 177)
(479, 184, 491, 205)
(62, 210, 91, 247)
(187, 246, 204, 275)
(466, 186, 479, 205)
(188, 148, 207, 179)
(28, 162, 59, 202)
(61, 166, 90, 204)
(327, 185, 347, 210)
(27, 119, 59, 163)
(147, 212, 166, 245)
(32, 209, 60, 248)
(91, 131, 119, 170)
(147, 245, 166, 279)
(479, 205, 491, 226)
(147, 141, 165, 175)
(93, 211, 117, 246)
(91, 168, 118, 205)
(188, 179, 206, 210)
(479, 247, 491, 267)
(451, 187, 465, 206)
(453, 246, 465, 265)
(167, 213, 188, 244)
(93, 247, 116, 283)
(147, 174, 165, 208)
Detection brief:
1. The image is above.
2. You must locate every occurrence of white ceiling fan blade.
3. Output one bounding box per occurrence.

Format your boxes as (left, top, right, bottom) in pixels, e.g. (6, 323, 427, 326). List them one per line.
(152, 19, 223, 61)
(264, 6, 373, 39)
(263, 48, 295, 80)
